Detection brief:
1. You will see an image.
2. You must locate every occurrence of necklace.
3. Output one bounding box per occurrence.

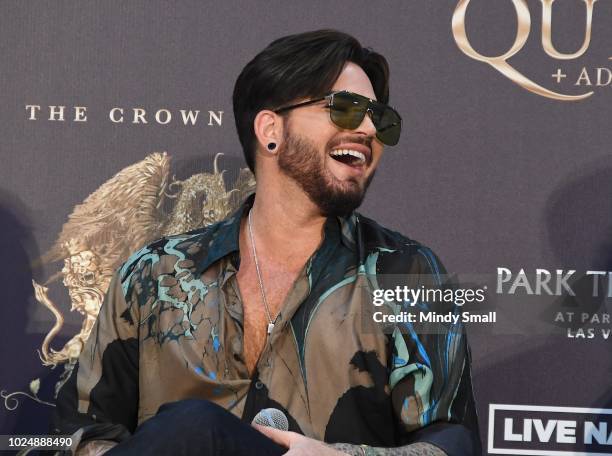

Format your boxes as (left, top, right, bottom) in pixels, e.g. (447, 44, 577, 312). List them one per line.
(247, 208, 277, 335)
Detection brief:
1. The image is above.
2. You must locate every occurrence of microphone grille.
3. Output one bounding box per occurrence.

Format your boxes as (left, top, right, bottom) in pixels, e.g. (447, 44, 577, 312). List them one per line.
(251, 408, 289, 431)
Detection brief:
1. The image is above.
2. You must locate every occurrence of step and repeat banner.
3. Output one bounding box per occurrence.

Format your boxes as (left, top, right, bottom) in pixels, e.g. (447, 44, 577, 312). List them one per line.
(1, 1, 610, 454)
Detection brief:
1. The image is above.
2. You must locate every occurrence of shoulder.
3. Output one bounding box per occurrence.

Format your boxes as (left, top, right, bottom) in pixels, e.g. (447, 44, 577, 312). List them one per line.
(117, 221, 226, 286)
(356, 213, 447, 279)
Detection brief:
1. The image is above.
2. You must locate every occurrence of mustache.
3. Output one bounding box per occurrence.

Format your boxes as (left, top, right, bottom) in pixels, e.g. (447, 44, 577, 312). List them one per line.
(327, 134, 373, 151)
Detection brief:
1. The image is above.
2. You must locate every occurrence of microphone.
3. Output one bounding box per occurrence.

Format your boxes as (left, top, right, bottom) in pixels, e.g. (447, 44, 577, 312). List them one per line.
(251, 408, 289, 431)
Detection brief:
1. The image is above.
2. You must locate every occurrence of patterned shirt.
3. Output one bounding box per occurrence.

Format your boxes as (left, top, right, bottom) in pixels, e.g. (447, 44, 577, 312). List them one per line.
(53, 196, 480, 454)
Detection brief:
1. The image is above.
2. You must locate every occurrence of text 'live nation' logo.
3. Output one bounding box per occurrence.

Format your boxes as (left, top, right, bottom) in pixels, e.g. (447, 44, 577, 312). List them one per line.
(489, 404, 612, 455)
(452, 0, 607, 101)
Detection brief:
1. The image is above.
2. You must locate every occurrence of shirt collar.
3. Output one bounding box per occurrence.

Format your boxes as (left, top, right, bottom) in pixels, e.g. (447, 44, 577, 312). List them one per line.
(193, 194, 357, 276)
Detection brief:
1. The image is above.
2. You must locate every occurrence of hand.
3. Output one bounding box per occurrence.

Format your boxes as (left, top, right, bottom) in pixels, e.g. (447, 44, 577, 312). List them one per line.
(75, 440, 117, 456)
(253, 424, 350, 456)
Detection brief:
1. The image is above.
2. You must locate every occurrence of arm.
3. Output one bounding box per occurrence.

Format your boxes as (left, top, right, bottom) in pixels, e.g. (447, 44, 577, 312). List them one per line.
(73, 440, 118, 456)
(330, 441, 446, 455)
(51, 268, 140, 454)
(384, 246, 480, 456)
(254, 426, 447, 455)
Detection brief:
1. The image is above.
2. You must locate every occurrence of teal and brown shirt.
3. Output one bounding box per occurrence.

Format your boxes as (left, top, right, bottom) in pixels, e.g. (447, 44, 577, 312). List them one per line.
(53, 196, 480, 454)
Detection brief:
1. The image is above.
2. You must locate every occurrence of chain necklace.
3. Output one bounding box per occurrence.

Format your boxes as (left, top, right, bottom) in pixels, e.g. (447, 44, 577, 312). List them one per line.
(247, 208, 277, 335)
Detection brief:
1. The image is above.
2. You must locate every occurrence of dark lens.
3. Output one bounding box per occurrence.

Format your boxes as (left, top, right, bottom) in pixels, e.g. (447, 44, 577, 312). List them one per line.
(371, 103, 401, 146)
(329, 92, 368, 130)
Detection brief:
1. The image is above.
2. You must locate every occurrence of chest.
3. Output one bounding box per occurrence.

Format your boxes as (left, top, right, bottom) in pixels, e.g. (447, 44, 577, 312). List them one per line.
(236, 266, 300, 376)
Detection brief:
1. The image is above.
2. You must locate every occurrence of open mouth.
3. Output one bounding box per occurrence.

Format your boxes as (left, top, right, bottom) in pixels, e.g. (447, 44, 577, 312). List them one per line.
(329, 149, 367, 167)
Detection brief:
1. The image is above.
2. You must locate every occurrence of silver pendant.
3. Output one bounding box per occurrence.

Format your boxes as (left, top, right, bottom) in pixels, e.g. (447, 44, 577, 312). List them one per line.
(267, 322, 274, 335)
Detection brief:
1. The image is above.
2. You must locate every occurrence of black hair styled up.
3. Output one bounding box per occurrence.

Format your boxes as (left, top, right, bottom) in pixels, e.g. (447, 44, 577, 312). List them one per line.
(232, 29, 390, 172)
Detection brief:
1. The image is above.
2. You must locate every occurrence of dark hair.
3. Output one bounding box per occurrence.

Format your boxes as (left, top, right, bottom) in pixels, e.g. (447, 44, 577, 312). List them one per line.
(232, 29, 390, 172)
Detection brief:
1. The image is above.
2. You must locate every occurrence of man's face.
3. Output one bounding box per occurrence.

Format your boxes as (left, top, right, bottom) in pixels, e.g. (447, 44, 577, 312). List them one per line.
(277, 62, 384, 216)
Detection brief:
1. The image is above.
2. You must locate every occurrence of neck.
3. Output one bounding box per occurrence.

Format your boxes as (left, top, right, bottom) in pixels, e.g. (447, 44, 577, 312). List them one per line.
(246, 174, 327, 268)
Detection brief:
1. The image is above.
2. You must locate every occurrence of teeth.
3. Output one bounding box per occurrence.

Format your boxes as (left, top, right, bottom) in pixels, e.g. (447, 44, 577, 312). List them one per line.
(329, 149, 366, 164)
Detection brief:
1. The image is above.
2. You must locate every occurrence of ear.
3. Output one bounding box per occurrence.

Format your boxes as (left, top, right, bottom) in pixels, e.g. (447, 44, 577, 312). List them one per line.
(253, 110, 284, 156)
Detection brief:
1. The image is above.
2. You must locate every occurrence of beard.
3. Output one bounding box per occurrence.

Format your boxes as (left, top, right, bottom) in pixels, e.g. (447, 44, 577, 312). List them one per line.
(277, 130, 374, 217)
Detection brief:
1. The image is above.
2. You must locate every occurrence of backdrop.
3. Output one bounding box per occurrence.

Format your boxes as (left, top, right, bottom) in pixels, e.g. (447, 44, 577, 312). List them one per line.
(1, 2, 611, 455)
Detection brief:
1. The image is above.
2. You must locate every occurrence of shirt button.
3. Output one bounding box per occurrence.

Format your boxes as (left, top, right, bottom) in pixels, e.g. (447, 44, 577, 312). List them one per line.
(232, 337, 242, 354)
(255, 380, 264, 390)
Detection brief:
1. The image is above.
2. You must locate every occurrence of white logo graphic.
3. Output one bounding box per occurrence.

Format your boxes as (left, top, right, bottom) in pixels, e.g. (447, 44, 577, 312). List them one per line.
(489, 404, 612, 455)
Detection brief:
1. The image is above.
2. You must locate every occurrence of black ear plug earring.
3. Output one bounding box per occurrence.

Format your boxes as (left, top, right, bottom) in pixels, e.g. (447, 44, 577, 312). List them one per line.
(267, 142, 277, 151)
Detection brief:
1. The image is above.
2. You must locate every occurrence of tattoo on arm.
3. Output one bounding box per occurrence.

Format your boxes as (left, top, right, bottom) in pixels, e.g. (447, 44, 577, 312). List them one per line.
(75, 440, 118, 456)
(330, 441, 447, 456)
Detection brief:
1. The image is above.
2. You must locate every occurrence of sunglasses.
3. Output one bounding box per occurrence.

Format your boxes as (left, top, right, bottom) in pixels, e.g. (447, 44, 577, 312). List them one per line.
(274, 90, 402, 146)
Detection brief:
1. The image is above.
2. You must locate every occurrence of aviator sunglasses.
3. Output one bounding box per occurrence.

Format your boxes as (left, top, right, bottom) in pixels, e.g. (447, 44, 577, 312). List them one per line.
(274, 90, 402, 146)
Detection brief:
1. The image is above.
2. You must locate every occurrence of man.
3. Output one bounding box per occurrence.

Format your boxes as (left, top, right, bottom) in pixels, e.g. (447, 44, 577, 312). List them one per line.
(53, 30, 481, 455)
